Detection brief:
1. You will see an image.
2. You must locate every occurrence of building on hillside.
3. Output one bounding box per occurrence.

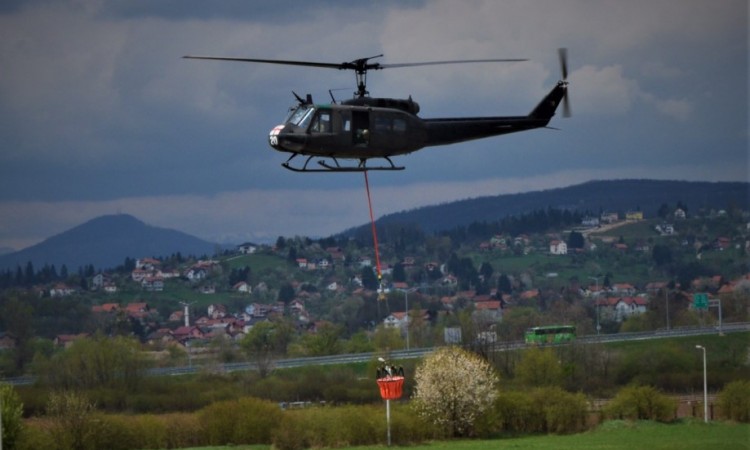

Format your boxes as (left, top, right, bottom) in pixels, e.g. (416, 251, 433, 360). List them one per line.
(549, 240, 568, 255)
(142, 276, 164, 292)
(626, 211, 644, 221)
(582, 216, 600, 228)
(0, 332, 17, 350)
(233, 281, 252, 294)
(601, 211, 619, 224)
(136, 258, 161, 270)
(238, 242, 258, 254)
(50, 283, 76, 297)
(596, 297, 648, 322)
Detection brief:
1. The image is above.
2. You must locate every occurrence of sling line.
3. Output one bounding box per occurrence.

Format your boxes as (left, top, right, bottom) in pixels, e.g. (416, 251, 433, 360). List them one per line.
(363, 171, 386, 300)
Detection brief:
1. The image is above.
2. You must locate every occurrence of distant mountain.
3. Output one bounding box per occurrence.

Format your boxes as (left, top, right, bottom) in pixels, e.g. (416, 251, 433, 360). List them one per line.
(339, 179, 749, 236)
(0, 214, 218, 271)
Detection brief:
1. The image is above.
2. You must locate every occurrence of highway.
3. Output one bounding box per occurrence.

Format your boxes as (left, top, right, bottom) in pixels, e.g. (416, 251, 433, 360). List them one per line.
(3, 322, 747, 385)
(148, 322, 749, 378)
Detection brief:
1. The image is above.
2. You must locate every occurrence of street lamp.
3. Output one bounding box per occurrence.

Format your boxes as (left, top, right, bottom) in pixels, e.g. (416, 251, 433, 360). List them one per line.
(695, 345, 708, 423)
(588, 276, 601, 335)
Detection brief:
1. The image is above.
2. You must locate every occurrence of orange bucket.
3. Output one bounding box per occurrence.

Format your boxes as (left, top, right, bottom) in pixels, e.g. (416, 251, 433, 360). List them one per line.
(376, 376, 404, 400)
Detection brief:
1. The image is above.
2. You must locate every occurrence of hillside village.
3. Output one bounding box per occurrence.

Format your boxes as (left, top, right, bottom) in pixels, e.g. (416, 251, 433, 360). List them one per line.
(0, 203, 748, 373)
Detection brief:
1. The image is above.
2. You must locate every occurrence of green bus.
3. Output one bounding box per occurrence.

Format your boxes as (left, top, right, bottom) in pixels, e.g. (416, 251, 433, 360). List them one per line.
(524, 325, 576, 345)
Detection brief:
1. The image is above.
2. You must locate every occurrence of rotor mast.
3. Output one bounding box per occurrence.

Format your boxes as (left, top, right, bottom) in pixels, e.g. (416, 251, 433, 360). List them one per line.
(343, 54, 384, 98)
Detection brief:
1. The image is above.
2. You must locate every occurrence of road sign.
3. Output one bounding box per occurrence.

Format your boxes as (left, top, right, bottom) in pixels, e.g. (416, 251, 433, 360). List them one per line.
(693, 293, 709, 309)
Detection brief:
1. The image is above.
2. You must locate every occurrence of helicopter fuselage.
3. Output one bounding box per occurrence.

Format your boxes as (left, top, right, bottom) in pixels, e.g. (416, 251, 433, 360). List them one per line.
(269, 102, 426, 159)
(268, 81, 566, 167)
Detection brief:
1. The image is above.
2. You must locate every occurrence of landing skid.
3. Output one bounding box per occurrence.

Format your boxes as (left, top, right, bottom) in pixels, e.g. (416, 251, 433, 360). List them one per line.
(282, 155, 405, 173)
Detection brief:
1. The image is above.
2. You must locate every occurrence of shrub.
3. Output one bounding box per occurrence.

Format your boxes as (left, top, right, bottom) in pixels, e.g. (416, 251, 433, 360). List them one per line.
(20, 412, 206, 450)
(482, 387, 588, 435)
(271, 403, 432, 450)
(479, 390, 531, 435)
(515, 347, 564, 388)
(198, 396, 282, 445)
(16, 418, 57, 450)
(531, 387, 588, 433)
(45, 390, 98, 450)
(1, 383, 24, 450)
(614, 344, 692, 390)
(272, 405, 378, 449)
(389, 404, 440, 444)
(161, 413, 206, 449)
(718, 379, 750, 422)
(85, 414, 139, 450)
(604, 385, 676, 422)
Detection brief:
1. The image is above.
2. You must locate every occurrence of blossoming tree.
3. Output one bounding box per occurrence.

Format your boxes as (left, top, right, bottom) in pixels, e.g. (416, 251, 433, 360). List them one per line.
(412, 346, 498, 437)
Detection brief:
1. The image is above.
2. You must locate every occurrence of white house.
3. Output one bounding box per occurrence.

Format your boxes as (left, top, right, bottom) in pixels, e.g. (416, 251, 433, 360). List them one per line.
(207, 304, 227, 319)
(50, 284, 75, 297)
(136, 258, 161, 270)
(550, 240, 568, 255)
(597, 296, 648, 322)
(473, 300, 503, 323)
(383, 312, 408, 329)
(238, 242, 258, 254)
(184, 267, 207, 281)
(233, 281, 252, 294)
(582, 216, 600, 227)
(611, 283, 636, 296)
(141, 276, 164, 292)
(601, 212, 619, 224)
(613, 297, 648, 321)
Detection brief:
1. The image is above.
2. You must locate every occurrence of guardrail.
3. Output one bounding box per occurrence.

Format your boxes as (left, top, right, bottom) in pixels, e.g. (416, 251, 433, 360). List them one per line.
(3, 322, 747, 385)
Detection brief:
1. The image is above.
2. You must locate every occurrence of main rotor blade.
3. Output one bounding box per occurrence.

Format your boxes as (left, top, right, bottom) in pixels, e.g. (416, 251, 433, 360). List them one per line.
(381, 58, 527, 69)
(183, 55, 344, 70)
(183, 55, 527, 71)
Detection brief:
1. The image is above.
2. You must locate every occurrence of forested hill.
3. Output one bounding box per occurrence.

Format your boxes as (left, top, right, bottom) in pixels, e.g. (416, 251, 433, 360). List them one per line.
(339, 179, 748, 237)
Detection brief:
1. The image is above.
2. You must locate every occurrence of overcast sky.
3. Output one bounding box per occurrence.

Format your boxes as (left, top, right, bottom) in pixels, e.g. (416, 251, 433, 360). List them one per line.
(0, 0, 747, 251)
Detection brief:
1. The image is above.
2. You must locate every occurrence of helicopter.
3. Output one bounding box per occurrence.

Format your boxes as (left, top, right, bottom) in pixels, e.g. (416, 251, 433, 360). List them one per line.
(183, 49, 570, 172)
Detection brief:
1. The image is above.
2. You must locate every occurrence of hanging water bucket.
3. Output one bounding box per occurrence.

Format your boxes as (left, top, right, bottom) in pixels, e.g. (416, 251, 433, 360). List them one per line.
(376, 376, 404, 400)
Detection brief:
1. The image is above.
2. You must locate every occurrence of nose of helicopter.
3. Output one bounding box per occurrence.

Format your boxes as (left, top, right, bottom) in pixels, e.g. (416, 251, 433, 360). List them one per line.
(268, 124, 285, 150)
(268, 124, 306, 153)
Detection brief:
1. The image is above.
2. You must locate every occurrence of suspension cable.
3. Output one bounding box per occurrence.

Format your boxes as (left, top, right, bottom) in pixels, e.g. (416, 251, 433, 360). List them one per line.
(363, 171, 384, 298)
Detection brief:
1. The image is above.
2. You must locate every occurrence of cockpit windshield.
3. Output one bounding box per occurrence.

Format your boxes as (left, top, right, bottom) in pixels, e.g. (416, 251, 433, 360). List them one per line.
(285, 105, 315, 128)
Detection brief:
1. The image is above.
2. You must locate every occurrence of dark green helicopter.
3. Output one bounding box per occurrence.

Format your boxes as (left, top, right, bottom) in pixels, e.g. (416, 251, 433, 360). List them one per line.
(184, 49, 570, 172)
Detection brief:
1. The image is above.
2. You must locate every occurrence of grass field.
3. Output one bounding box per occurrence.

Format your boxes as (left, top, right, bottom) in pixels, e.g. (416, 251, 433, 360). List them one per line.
(172, 420, 749, 450)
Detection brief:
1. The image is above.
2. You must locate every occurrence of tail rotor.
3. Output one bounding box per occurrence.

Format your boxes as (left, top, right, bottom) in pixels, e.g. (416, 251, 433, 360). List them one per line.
(558, 48, 571, 117)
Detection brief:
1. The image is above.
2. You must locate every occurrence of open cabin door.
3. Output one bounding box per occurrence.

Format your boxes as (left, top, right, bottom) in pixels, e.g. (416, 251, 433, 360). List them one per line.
(352, 110, 370, 146)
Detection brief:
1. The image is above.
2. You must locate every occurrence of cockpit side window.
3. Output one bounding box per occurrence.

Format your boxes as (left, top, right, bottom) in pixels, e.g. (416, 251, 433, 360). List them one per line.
(310, 111, 332, 133)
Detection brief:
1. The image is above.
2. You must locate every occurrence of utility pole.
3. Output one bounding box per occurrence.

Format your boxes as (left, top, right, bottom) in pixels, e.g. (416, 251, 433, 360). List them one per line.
(397, 287, 417, 350)
(588, 276, 601, 335)
(695, 345, 708, 423)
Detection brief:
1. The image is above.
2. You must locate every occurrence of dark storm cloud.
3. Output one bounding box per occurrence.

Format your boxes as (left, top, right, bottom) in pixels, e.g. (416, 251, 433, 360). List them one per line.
(97, 0, 424, 22)
(0, 0, 746, 249)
